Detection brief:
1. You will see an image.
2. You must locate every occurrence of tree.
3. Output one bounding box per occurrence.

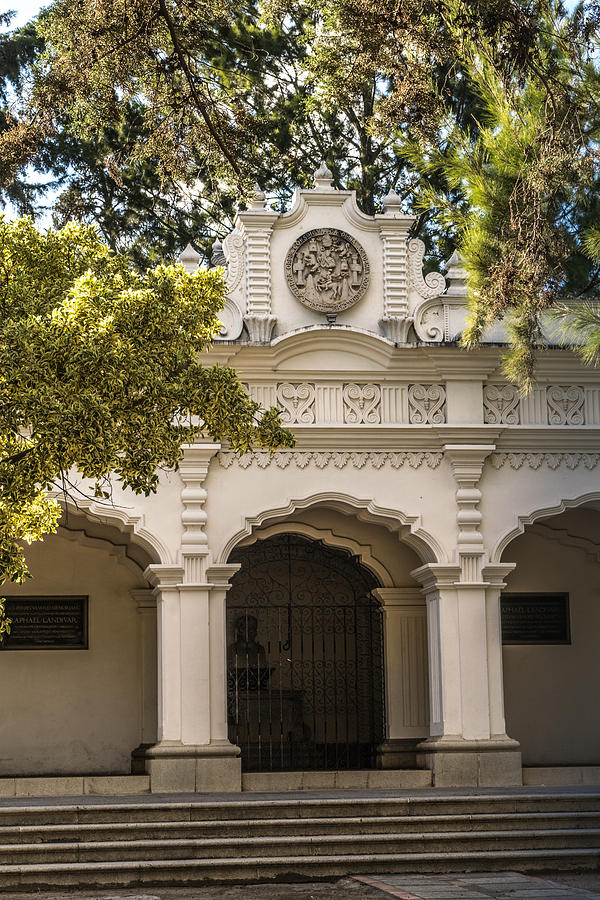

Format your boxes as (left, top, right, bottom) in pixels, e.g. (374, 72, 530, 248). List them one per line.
(289, 0, 600, 388)
(0, 216, 293, 630)
(4, 0, 600, 385)
(0, 2, 474, 269)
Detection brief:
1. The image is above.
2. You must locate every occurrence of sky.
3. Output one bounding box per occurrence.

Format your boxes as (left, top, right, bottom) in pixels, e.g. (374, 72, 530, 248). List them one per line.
(1, 1, 47, 30)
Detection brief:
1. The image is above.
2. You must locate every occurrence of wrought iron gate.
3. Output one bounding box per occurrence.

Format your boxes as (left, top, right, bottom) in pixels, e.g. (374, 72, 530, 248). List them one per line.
(226, 533, 385, 772)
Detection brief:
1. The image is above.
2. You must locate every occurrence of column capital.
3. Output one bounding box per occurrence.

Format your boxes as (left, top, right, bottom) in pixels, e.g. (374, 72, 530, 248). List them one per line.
(481, 562, 516, 587)
(410, 563, 462, 594)
(206, 563, 241, 587)
(411, 562, 516, 593)
(179, 442, 220, 479)
(372, 587, 424, 607)
(442, 443, 495, 481)
(131, 588, 156, 609)
(143, 564, 184, 591)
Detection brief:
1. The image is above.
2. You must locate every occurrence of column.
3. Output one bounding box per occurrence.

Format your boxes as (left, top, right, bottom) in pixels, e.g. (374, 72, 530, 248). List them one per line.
(412, 563, 520, 786)
(140, 443, 242, 792)
(374, 588, 429, 768)
(131, 589, 157, 773)
(408, 442, 521, 786)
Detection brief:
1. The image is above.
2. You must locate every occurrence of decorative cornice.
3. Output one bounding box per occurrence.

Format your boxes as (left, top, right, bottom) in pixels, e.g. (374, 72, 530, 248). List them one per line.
(490, 451, 600, 470)
(216, 450, 444, 470)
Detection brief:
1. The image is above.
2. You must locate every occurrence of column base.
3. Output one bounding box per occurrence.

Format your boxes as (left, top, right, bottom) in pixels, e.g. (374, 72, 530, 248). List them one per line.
(376, 739, 420, 769)
(416, 736, 522, 787)
(141, 741, 241, 793)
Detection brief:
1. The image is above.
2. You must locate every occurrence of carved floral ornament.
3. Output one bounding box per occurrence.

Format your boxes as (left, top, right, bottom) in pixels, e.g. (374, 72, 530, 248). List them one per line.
(218, 450, 444, 470)
(285, 228, 370, 313)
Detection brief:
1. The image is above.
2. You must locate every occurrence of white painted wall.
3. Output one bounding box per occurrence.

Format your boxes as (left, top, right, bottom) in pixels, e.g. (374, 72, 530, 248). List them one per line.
(0, 528, 152, 776)
(502, 516, 600, 765)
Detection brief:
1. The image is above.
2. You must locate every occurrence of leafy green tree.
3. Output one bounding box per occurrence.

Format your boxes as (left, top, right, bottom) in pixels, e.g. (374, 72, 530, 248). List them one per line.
(0, 215, 292, 633)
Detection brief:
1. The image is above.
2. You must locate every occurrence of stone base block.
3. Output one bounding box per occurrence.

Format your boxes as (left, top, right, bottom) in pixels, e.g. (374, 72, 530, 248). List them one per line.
(417, 737, 522, 787)
(376, 739, 419, 769)
(143, 741, 242, 793)
(523, 766, 600, 786)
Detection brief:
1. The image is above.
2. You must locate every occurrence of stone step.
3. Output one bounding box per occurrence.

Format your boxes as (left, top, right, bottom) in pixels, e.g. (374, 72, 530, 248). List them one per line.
(2, 827, 600, 865)
(0, 810, 599, 843)
(1, 792, 599, 826)
(0, 776, 150, 799)
(1, 848, 599, 889)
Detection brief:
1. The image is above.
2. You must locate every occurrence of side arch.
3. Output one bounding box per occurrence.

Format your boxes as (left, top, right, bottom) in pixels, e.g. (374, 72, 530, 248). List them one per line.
(55, 495, 172, 568)
(492, 490, 600, 562)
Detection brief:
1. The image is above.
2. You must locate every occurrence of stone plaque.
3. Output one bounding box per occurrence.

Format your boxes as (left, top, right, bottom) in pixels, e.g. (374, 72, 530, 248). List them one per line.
(1, 596, 88, 650)
(501, 593, 570, 645)
(285, 228, 370, 313)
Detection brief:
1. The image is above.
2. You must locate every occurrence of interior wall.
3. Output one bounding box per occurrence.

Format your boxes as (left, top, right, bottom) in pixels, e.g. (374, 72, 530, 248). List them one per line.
(502, 512, 600, 766)
(0, 528, 152, 776)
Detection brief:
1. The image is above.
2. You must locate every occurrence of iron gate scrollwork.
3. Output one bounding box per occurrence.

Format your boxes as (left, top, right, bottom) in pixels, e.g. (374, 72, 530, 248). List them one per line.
(226, 534, 385, 772)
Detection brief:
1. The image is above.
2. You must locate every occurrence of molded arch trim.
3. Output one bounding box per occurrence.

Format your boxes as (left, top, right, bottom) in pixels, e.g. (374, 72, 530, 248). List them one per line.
(492, 490, 600, 562)
(218, 491, 443, 572)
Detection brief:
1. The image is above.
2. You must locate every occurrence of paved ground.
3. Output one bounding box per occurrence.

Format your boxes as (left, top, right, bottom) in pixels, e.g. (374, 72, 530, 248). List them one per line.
(4, 873, 600, 899)
(358, 872, 600, 898)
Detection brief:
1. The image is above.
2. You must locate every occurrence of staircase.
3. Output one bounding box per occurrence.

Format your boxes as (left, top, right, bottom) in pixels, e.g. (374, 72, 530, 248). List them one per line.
(0, 790, 599, 890)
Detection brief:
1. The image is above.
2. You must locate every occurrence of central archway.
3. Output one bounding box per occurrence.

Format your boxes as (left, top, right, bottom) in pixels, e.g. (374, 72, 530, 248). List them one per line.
(226, 533, 385, 772)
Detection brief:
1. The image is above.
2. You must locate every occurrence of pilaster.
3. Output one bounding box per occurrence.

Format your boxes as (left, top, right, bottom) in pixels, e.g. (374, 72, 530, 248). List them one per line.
(444, 443, 495, 582)
(374, 588, 428, 768)
(376, 190, 415, 342)
(130, 589, 157, 773)
(237, 188, 279, 342)
(179, 443, 220, 584)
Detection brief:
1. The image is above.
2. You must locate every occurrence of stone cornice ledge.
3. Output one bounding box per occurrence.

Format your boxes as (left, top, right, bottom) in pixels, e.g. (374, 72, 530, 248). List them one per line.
(290, 425, 502, 450)
(495, 427, 600, 451)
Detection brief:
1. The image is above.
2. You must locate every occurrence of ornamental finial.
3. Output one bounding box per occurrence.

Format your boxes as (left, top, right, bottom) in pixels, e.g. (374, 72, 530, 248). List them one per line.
(249, 183, 267, 208)
(382, 187, 402, 214)
(313, 160, 334, 189)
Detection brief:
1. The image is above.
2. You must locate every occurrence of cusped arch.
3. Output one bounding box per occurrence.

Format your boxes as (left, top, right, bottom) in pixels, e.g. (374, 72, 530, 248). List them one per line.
(492, 490, 600, 562)
(233, 521, 393, 587)
(55, 495, 171, 568)
(217, 490, 443, 571)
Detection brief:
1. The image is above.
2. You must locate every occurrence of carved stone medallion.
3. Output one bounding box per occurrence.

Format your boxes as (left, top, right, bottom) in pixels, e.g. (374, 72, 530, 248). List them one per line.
(285, 228, 370, 313)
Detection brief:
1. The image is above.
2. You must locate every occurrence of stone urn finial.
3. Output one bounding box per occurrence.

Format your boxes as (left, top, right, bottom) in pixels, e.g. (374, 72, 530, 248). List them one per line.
(313, 160, 334, 189)
(444, 249, 468, 298)
(249, 183, 267, 209)
(210, 238, 226, 267)
(179, 242, 201, 274)
(382, 187, 402, 214)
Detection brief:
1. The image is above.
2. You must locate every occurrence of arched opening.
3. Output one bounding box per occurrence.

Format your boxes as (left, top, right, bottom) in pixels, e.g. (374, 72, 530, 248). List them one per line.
(226, 533, 385, 772)
(0, 510, 158, 777)
(500, 500, 600, 768)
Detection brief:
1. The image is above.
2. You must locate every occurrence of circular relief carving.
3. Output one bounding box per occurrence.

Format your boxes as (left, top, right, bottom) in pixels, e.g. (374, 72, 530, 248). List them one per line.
(285, 228, 370, 313)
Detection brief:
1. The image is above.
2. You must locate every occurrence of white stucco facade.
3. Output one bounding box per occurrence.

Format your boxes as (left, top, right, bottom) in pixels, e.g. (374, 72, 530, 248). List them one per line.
(3, 169, 600, 790)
